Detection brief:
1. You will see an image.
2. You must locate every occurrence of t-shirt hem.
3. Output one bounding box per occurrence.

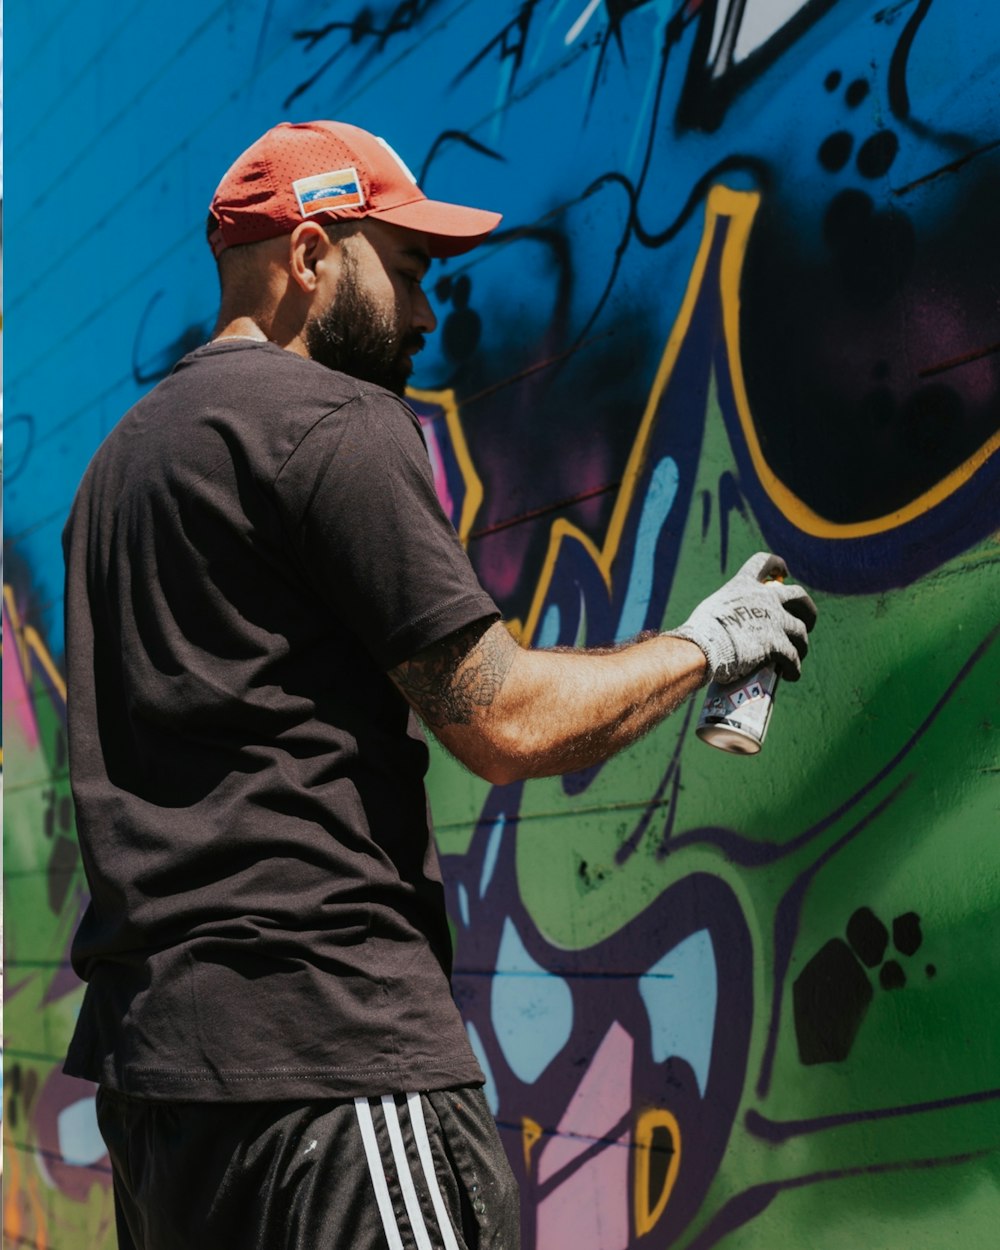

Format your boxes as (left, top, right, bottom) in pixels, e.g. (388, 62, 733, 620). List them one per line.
(64, 1058, 486, 1103)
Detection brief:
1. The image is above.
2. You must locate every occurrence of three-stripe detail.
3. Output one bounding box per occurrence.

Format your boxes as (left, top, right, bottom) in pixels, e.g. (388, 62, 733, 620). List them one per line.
(354, 1093, 461, 1250)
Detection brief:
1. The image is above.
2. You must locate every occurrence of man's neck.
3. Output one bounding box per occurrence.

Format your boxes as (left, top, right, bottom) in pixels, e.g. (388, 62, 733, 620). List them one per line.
(211, 315, 311, 359)
(211, 316, 269, 343)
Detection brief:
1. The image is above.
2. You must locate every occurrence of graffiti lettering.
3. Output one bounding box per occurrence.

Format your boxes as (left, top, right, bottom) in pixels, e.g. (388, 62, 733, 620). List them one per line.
(452, 1, 542, 103)
(285, 0, 440, 108)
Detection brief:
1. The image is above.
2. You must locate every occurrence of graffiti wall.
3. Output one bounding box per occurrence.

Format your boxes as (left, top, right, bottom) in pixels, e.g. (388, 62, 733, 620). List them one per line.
(4, 1, 999, 1246)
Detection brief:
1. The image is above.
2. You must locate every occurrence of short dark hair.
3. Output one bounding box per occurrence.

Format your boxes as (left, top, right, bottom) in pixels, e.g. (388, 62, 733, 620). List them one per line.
(209, 215, 365, 297)
(206, 213, 363, 253)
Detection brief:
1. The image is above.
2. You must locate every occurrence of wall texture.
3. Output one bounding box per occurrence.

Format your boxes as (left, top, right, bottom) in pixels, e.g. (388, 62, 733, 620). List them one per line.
(4, 2, 999, 1247)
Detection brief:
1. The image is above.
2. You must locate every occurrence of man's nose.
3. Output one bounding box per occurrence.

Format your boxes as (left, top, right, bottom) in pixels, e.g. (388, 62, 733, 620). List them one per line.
(413, 286, 438, 335)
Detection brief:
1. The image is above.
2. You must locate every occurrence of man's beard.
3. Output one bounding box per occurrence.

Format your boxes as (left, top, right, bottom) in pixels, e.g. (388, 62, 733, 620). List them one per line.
(305, 250, 421, 396)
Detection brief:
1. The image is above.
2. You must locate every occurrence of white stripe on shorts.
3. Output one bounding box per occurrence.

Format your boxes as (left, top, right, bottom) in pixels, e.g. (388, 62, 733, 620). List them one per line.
(381, 1094, 434, 1250)
(353, 1097, 405, 1250)
(406, 1091, 462, 1250)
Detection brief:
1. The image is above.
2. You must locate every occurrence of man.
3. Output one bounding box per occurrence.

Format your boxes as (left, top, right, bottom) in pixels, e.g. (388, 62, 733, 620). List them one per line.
(62, 120, 817, 1250)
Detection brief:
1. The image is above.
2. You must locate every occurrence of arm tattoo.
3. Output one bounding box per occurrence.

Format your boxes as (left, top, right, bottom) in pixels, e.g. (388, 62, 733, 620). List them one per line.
(392, 620, 517, 728)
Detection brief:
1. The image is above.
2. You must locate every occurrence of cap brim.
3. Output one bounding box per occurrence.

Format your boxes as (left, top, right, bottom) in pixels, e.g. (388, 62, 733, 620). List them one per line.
(369, 198, 502, 258)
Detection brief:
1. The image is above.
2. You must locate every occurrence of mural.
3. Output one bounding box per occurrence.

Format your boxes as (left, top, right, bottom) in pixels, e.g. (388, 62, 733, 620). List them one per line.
(4, 1, 998, 1246)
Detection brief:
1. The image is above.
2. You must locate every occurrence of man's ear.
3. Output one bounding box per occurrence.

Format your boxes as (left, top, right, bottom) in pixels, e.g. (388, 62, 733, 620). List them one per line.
(288, 221, 335, 294)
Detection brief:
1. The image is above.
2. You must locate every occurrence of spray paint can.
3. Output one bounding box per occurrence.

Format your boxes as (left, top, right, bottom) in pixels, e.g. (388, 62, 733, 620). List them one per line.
(695, 664, 780, 755)
(695, 571, 785, 755)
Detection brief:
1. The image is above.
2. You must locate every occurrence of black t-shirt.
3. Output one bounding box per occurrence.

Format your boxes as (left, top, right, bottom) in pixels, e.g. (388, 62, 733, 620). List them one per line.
(62, 340, 499, 1101)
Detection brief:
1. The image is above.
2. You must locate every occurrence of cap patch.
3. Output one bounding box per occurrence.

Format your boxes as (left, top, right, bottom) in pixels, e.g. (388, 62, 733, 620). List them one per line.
(293, 167, 365, 216)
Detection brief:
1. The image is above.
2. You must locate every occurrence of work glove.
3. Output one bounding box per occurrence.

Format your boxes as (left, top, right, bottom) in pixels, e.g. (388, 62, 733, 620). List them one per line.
(664, 552, 818, 685)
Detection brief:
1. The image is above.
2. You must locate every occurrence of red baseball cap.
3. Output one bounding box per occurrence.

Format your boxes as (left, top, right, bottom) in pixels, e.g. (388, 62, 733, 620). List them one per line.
(208, 120, 502, 259)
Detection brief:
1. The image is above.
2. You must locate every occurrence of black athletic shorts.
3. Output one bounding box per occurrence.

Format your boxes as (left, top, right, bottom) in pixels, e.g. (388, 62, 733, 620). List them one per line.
(96, 1086, 520, 1249)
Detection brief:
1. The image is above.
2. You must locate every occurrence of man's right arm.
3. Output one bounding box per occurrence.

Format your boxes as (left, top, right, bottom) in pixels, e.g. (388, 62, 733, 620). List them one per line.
(390, 552, 818, 786)
(391, 619, 709, 785)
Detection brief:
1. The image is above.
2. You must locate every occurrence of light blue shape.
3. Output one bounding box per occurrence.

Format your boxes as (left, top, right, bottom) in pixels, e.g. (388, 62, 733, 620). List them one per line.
(639, 928, 717, 1098)
(492, 918, 573, 1085)
(466, 1022, 499, 1115)
(458, 882, 471, 928)
(57, 1096, 106, 1167)
(537, 602, 562, 649)
(615, 456, 680, 641)
(479, 814, 506, 899)
(573, 588, 588, 647)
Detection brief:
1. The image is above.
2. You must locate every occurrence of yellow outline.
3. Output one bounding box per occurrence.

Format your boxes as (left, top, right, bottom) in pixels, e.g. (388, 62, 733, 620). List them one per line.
(720, 193, 1000, 538)
(522, 1115, 544, 1173)
(407, 385, 485, 548)
(419, 187, 998, 648)
(634, 1107, 681, 1237)
(517, 186, 729, 645)
(2, 1125, 51, 1250)
(3, 583, 68, 704)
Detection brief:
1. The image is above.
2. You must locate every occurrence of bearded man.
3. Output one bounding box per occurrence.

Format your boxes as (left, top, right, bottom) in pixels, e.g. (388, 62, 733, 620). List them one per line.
(62, 120, 816, 1250)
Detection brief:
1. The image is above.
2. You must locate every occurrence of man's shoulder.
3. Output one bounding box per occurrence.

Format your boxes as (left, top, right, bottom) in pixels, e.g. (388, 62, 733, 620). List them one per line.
(176, 340, 367, 408)
(85, 344, 421, 495)
(177, 342, 419, 433)
(150, 343, 398, 446)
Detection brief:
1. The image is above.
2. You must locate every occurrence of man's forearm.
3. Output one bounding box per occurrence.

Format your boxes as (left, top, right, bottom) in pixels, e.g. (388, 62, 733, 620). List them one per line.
(390, 552, 817, 785)
(395, 621, 707, 785)
(484, 630, 708, 782)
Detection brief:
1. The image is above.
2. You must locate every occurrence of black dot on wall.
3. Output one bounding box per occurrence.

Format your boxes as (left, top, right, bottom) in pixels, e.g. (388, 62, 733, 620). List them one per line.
(880, 960, 906, 990)
(847, 907, 889, 968)
(445, 275, 467, 309)
(819, 131, 854, 172)
(857, 130, 900, 179)
(893, 912, 923, 956)
(825, 70, 842, 91)
(926, 964, 937, 979)
(846, 78, 870, 107)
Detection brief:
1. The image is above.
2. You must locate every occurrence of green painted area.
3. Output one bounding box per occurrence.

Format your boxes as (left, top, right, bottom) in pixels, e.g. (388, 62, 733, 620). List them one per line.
(424, 376, 1000, 1245)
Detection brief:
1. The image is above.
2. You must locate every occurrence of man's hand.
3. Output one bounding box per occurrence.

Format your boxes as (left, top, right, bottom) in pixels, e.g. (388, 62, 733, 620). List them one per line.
(663, 552, 818, 685)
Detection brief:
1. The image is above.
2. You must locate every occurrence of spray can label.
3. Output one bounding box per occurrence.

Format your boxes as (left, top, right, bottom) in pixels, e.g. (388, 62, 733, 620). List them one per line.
(695, 664, 779, 755)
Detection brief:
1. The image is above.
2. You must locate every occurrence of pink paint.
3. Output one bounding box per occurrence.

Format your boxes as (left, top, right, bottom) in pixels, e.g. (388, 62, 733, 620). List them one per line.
(539, 1021, 634, 1178)
(910, 291, 998, 404)
(536, 1131, 630, 1250)
(478, 528, 533, 600)
(417, 415, 457, 522)
(2, 600, 40, 750)
(536, 1022, 634, 1249)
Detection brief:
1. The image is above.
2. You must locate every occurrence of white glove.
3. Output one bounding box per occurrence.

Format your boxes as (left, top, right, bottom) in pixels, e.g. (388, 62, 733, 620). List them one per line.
(664, 552, 818, 685)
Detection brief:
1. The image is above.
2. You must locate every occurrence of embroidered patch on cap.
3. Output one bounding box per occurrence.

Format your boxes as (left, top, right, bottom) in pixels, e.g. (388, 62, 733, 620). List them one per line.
(293, 167, 365, 216)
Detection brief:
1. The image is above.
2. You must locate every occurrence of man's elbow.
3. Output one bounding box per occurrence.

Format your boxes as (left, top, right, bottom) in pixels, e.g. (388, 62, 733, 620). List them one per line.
(440, 721, 535, 787)
(473, 751, 528, 788)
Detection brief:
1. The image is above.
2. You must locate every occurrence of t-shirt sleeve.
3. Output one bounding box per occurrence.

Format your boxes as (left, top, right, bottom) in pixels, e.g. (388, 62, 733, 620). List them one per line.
(274, 390, 500, 669)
